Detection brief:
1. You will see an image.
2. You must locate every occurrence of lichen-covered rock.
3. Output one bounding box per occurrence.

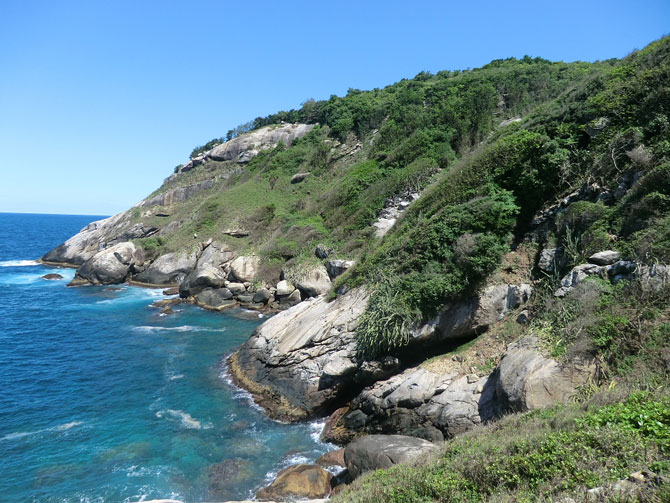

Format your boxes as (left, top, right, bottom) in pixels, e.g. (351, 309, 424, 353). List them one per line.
(256, 464, 332, 501)
(228, 288, 369, 420)
(344, 435, 438, 480)
(496, 336, 597, 411)
(133, 251, 197, 285)
(208, 124, 314, 163)
(70, 242, 145, 285)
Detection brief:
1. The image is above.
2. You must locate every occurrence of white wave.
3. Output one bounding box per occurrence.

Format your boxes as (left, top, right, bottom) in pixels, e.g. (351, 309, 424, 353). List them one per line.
(168, 374, 184, 381)
(1, 420, 83, 441)
(0, 259, 40, 267)
(219, 363, 266, 414)
(155, 409, 211, 430)
(133, 325, 226, 333)
(309, 419, 327, 443)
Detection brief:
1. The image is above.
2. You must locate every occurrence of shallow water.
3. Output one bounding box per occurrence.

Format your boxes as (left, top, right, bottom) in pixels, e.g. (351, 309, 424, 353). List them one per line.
(0, 213, 332, 502)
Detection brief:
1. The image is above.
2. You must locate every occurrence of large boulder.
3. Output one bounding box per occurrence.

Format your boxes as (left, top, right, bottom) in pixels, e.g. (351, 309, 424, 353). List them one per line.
(331, 366, 496, 443)
(41, 213, 129, 266)
(229, 255, 260, 283)
(179, 242, 234, 297)
(133, 251, 197, 285)
(344, 435, 438, 480)
(256, 464, 332, 501)
(208, 124, 315, 163)
(70, 242, 145, 285)
(412, 283, 533, 345)
(496, 336, 597, 412)
(195, 288, 235, 310)
(295, 265, 332, 298)
(139, 179, 215, 207)
(228, 288, 370, 420)
(325, 259, 355, 280)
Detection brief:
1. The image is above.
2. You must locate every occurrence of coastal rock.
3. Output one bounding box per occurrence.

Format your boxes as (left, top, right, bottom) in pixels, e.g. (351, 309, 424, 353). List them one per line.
(133, 251, 197, 285)
(412, 283, 532, 344)
(252, 288, 272, 304)
(195, 288, 235, 309)
(339, 366, 495, 442)
(229, 255, 260, 283)
(316, 449, 346, 468)
(278, 289, 301, 309)
(256, 464, 332, 501)
(207, 458, 255, 499)
(496, 336, 597, 412)
(275, 280, 295, 296)
(295, 265, 332, 298)
(344, 435, 438, 480)
(41, 273, 64, 280)
(70, 242, 145, 285)
(325, 259, 355, 280)
(208, 124, 315, 163)
(41, 213, 128, 266)
(179, 242, 234, 297)
(229, 287, 369, 420)
(139, 179, 216, 207)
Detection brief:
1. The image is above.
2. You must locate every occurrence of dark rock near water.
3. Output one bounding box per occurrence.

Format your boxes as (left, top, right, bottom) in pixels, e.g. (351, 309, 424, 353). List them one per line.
(207, 458, 254, 498)
(316, 449, 346, 468)
(41, 273, 64, 280)
(133, 251, 197, 286)
(195, 288, 234, 308)
(252, 288, 272, 304)
(70, 242, 145, 286)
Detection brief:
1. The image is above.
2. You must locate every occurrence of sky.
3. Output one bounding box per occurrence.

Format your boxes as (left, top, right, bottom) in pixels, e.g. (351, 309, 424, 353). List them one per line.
(0, 1, 668, 215)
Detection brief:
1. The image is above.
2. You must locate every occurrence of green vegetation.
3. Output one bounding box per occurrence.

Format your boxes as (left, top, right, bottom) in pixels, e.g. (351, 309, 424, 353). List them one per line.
(334, 391, 670, 503)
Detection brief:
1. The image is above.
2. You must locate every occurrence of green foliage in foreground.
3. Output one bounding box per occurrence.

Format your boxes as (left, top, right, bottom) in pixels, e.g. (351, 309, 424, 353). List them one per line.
(335, 392, 670, 503)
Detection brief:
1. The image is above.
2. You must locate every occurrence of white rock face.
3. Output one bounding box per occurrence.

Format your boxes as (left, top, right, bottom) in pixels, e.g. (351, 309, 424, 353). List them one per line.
(295, 265, 332, 297)
(229, 255, 260, 283)
(231, 288, 370, 419)
(133, 251, 197, 285)
(275, 280, 296, 296)
(208, 124, 315, 163)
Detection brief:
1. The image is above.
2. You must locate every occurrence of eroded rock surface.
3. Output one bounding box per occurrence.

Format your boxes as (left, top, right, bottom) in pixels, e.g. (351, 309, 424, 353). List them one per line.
(208, 124, 314, 163)
(70, 242, 145, 285)
(133, 251, 197, 285)
(256, 464, 332, 501)
(229, 288, 370, 420)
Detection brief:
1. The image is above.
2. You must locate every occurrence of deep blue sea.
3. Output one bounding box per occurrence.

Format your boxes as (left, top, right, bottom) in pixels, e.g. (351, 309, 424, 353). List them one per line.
(0, 213, 331, 503)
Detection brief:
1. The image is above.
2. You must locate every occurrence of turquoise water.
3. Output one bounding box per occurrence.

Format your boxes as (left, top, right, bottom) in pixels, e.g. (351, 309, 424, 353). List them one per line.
(0, 213, 331, 502)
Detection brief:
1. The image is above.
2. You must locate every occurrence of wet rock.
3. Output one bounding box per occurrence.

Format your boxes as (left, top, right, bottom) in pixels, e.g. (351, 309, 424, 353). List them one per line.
(256, 464, 332, 501)
(207, 458, 254, 498)
(41, 273, 64, 280)
(344, 435, 438, 480)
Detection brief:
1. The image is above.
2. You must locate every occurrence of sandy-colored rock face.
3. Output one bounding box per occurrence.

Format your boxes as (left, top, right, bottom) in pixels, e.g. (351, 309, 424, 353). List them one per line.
(229, 288, 370, 420)
(295, 264, 332, 297)
(208, 124, 315, 163)
(229, 255, 260, 283)
(70, 241, 145, 285)
(256, 464, 333, 501)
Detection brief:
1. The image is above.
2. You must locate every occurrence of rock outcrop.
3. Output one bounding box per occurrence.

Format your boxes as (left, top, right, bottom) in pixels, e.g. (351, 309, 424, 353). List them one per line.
(412, 283, 533, 345)
(208, 124, 315, 163)
(179, 241, 235, 297)
(344, 434, 438, 480)
(69, 242, 145, 285)
(229, 255, 260, 283)
(132, 251, 197, 285)
(228, 288, 370, 420)
(496, 336, 598, 411)
(139, 179, 216, 207)
(295, 264, 332, 298)
(256, 464, 333, 501)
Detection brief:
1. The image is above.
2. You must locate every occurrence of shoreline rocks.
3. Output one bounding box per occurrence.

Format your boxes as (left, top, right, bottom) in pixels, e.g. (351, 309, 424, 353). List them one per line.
(69, 242, 145, 286)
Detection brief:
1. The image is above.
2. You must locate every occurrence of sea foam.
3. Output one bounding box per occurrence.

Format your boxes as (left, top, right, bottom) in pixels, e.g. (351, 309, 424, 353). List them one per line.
(0, 259, 40, 267)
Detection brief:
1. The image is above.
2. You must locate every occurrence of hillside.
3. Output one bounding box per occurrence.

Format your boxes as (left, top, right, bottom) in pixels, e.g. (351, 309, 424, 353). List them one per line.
(42, 36, 670, 501)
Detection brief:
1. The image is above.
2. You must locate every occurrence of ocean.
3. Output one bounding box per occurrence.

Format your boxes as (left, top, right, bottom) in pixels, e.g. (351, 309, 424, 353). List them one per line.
(0, 213, 332, 502)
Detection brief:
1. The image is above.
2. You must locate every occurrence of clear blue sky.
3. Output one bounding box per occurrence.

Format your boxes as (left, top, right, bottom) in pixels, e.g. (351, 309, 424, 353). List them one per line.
(1, 0, 668, 215)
